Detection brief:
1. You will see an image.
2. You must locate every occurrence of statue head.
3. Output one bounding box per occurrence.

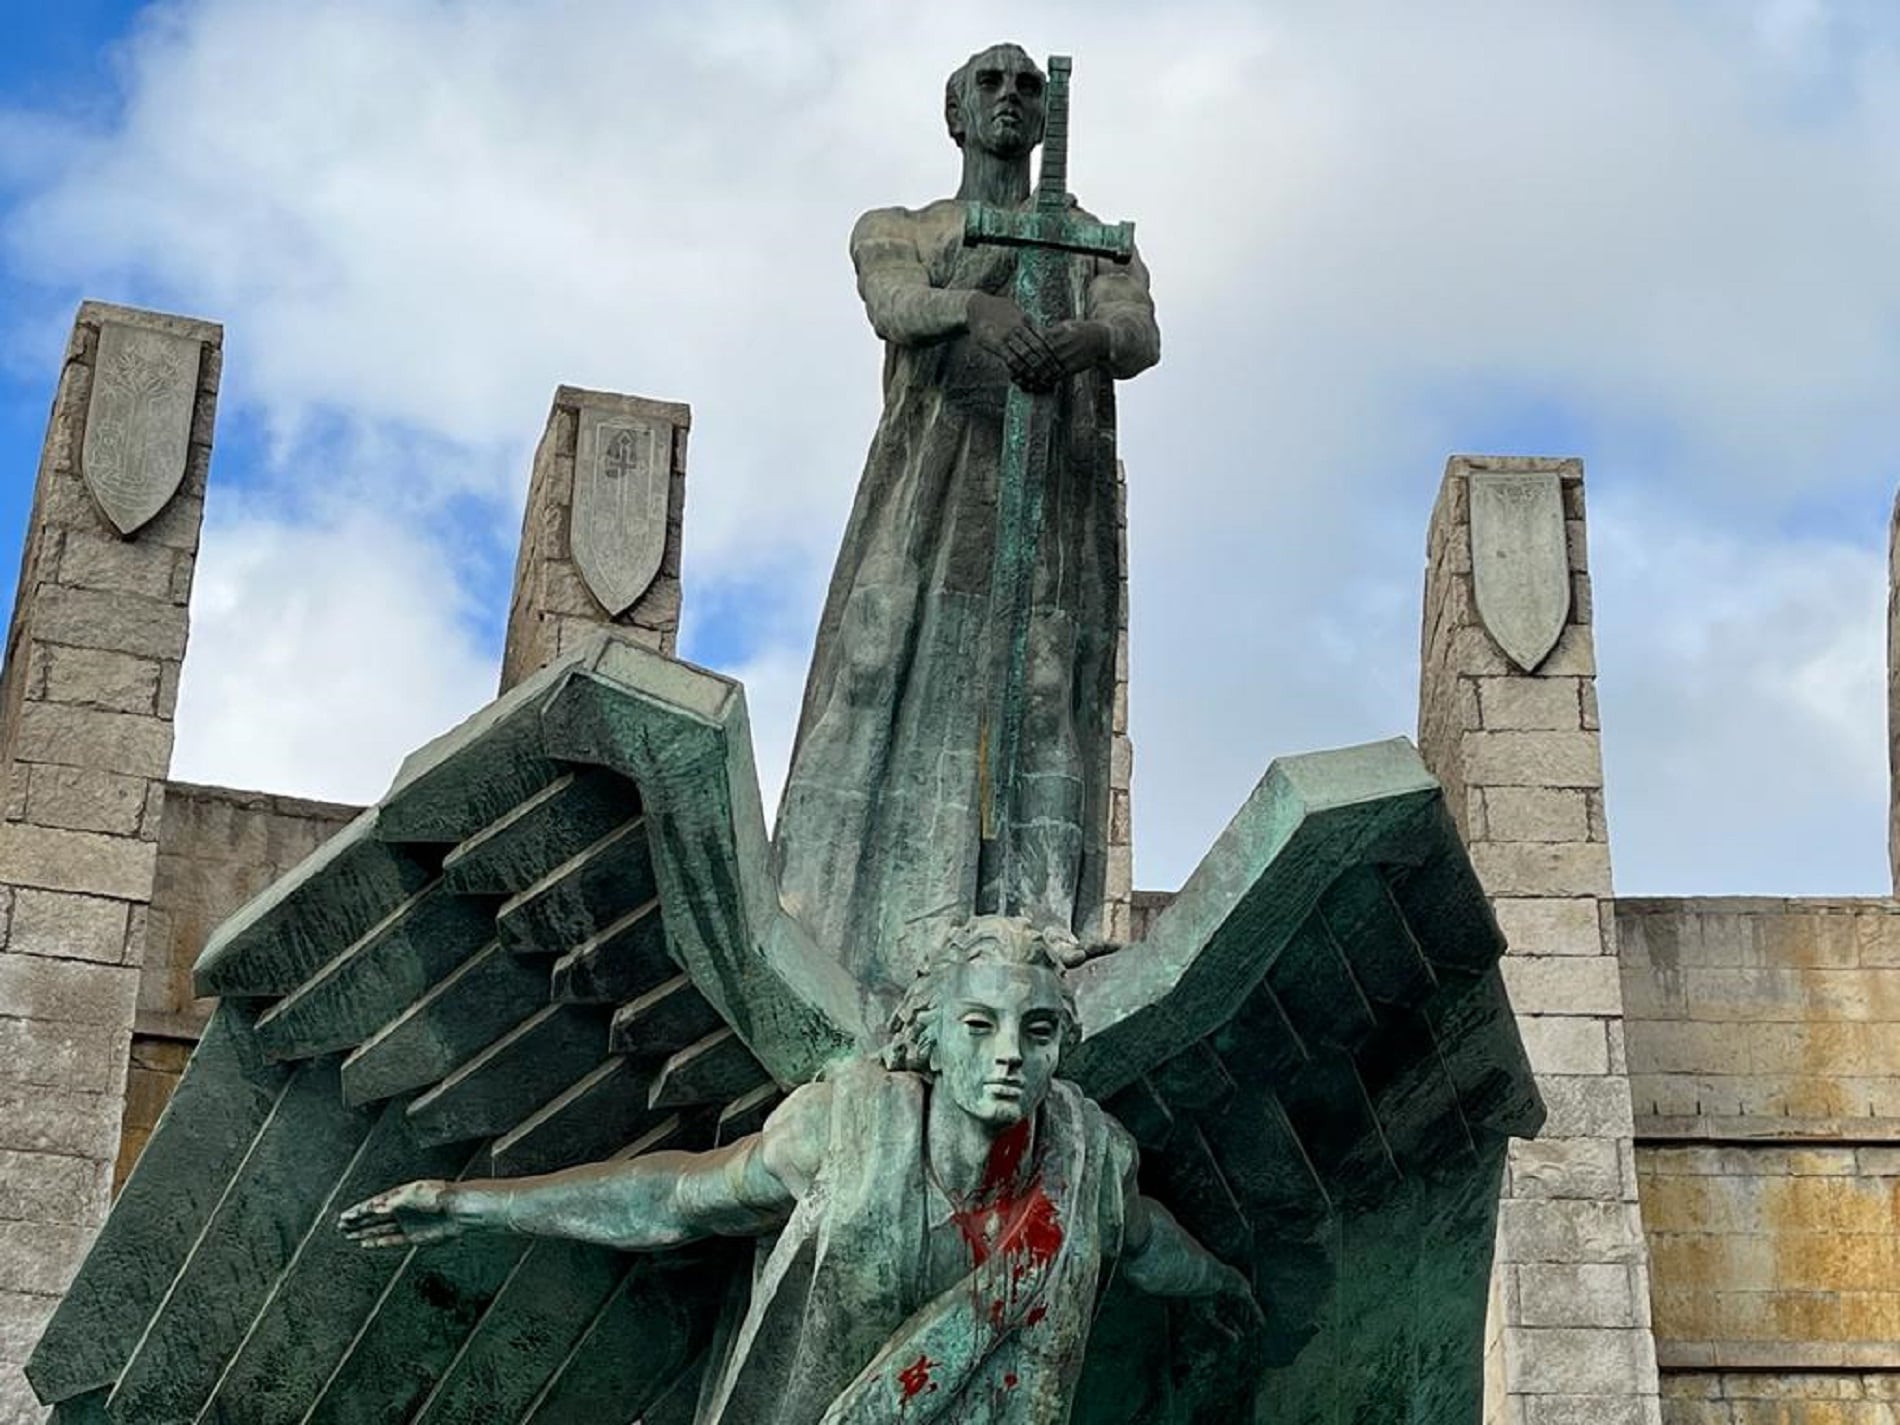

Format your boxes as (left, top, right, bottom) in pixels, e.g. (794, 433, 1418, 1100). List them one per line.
(884, 916, 1080, 1128)
(944, 43, 1046, 160)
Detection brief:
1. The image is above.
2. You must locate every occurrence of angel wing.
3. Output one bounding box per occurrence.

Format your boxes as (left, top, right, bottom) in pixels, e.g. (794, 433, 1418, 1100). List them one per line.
(26, 632, 865, 1424)
(1066, 739, 1544, 1423)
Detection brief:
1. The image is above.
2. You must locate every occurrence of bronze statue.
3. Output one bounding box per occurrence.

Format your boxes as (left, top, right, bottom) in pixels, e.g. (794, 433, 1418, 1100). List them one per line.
(343, 919, 1254, 1422)
(770, 44, 1159, 987)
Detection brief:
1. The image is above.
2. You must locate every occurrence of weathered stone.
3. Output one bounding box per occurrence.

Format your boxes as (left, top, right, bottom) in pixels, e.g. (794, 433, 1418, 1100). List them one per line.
(1534, 1076, 1636, 1140)
(56, 531, 177, 602)
(0, 1149, 108, 1227)
(1494, 898, 1604, 957)
(1515, 1263, 1643, 1329)
(1516, 1016, 1610, 1076)
(0, 823, 157, 901)
(0, 1015, 118, 1093)
(31, 584, 187, 661)
(0, 956, 137, 1029)
(80, 319, 203, 537)
(21, 764, 148, 837)
(1462, 730, 1603, 790)
(1468, 468, 1570, 673)
(0, 1083, 125, 1163)
(1476, 677, 1583, 732)
(37, 645, 161, 715)
(11, 701, 174, 779)
(1511, 1136, 1624, 1201)
(7, 890, 130, 965)
(1483, 787, 1591, 845)
(1471, 842, 1612, 899)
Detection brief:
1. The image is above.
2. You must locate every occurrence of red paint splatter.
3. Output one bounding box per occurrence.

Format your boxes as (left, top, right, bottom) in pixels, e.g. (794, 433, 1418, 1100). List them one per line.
(898, 1354, 936, 1400)
(1025, 1303, 1047, 1327)
(989, 1298, 1005, 1328)
(983, 1120, 1033, 1191)
(1004, 1372, 1020, 1389)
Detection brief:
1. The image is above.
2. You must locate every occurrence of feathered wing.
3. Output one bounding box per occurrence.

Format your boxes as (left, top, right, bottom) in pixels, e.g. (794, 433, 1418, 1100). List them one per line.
(26, 632, 865, 1425)
(1066, 739, 1544, 1425)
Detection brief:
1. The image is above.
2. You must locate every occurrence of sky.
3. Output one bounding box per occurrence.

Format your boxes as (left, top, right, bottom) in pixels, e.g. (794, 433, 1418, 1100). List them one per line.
(0, 0, 1895, 897)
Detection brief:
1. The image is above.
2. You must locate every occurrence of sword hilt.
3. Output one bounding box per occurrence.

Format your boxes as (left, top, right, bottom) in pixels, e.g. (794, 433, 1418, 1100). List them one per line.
(1037, 55, 1072, 212)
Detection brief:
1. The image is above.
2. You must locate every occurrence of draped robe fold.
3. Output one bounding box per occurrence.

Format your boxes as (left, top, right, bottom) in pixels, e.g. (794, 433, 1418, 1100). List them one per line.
(696, 1060, 1136, 1425)
(771, 198, 1159, 990)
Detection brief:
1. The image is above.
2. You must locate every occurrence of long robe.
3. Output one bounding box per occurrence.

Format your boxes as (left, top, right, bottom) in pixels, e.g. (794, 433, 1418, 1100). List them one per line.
(771, 198, 1159, 990)
(696, 1059, 1137, 1425)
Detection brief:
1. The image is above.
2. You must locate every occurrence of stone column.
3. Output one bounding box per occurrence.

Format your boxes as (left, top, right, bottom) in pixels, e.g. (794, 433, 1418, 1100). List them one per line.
(0, 302, 220, 1422)
(1418, 455, 1661, 1425)
(1104, 460, 1135, 943)
(499, 385, 689, 692)
(1888, 490, 1900, 893)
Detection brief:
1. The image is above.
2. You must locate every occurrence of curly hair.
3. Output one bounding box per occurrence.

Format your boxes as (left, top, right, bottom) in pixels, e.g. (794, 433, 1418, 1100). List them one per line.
(882, 916, 1080, 1073)
(943, 43, 1043, 151)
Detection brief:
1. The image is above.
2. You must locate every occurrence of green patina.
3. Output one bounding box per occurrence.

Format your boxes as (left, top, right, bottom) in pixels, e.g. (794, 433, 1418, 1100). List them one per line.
(24, 47, 1543, 1425)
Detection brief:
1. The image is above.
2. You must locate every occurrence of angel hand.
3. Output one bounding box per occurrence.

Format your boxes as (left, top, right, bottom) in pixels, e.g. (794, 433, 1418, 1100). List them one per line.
(338, 1179, 463, 1250)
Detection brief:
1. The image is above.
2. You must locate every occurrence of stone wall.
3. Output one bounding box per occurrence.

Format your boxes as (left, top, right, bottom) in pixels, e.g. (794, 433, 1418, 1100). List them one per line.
(1417, 456, 1662, 1425)
(0, 302, 220, 1424)
(1105, 460, 1135, 942)
(1620, 897, 1900, 1416)
(114, 781, 359, 1184)
(499, 385, 688, 692)
(1620, 898, 1900, 1140)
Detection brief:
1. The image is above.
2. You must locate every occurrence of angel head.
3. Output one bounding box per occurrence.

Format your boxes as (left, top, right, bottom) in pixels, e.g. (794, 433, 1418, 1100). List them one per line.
(884, 916, 1080, 1127)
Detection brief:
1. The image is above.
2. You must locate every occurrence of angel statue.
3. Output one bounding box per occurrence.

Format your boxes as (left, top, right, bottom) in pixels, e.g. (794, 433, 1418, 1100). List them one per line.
(341, 917, 1258, 1422)
(24, 42, 1538, 1425)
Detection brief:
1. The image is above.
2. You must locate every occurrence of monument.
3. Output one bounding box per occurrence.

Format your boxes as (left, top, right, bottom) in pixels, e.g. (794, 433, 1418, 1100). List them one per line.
(18, 46, 1544, 1424)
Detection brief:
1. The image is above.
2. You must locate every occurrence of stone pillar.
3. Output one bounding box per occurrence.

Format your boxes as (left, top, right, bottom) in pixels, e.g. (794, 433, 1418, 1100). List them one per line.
(499, 385, 689, 692)
(0, 302, 220, 1422)
(1888, 490, 1900, 894)
(1418, 456, 1661, 1425)
(1104, 460, 1135, 943)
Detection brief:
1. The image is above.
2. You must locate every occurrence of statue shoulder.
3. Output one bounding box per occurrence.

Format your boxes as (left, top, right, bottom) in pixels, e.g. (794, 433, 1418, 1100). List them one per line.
(849, 200, 963, 252)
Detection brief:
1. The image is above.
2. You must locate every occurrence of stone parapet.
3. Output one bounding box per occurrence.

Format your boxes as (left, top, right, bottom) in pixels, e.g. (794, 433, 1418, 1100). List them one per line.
(1417, 455, 1662, 1425)
(0, 301, 221, 1424)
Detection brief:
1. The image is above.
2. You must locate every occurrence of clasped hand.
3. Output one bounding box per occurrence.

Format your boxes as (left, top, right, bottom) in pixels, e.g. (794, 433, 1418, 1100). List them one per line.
(966, 293, 1110, 393)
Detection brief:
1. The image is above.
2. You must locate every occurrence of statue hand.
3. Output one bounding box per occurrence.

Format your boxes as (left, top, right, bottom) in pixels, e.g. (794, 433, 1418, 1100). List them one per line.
(338, 1179, 462, 1250)
(966, 292, 1063, 393)
(1042, 320, 1112, 378)
(1211, 1264, 1267, 1342)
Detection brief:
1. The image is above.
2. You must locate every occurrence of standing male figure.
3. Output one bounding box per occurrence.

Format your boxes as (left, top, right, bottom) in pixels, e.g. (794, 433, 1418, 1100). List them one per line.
(771, 44, 1160, 987)
(341, 919, 1253, 1423)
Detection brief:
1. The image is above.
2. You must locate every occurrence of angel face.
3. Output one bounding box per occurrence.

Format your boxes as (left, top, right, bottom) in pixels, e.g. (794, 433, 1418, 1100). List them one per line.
(930, 957, 1067, 1128)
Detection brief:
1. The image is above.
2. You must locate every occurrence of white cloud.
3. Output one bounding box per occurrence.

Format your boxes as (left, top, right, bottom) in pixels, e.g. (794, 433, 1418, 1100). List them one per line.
(170, 501, 497, 803)
(6, 0, 1900, 891)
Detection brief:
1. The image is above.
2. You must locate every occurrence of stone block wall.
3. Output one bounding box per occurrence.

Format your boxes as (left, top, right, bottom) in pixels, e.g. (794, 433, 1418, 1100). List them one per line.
(114, 781, 358, 1184)
(0, 302, 220, 1424)
(1620, 897, 1900, 1416)
(1417, 455, 1662, 1425)
(499, 385, 688, 692)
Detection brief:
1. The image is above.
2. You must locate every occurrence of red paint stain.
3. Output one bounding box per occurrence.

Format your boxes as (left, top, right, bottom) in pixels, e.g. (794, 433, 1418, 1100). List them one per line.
(898, 1354, 936, 1400)
(1004, 1371, 1020, 1389)
(1025, 1303, 1047, 1327)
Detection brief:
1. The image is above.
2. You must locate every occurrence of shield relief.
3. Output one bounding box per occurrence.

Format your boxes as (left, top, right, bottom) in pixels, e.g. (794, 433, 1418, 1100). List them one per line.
(571, 408, 672, 617)
(1467, 469, 1571, 673)
(81, 320, 203, 537)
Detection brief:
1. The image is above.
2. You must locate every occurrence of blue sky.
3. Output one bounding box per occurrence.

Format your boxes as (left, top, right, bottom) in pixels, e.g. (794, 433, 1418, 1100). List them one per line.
(2, 0, 1896, 897)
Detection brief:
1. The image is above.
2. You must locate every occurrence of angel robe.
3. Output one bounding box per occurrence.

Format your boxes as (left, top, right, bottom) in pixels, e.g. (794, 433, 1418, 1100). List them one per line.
(696, 1060, 1138, 1425)
(771, 198, 1159, 989)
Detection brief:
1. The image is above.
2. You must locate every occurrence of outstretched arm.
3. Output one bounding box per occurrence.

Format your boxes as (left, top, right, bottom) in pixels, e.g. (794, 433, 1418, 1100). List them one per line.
(1122, 1192, 1260, 1317)
(339, 1083, 829, 1253)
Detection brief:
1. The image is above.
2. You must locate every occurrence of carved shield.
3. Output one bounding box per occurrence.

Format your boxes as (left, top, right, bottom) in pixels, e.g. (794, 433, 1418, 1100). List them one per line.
(572, 408, 671, 616)
(81, 320, 202, 537)
(1468, 469, 1571, 673)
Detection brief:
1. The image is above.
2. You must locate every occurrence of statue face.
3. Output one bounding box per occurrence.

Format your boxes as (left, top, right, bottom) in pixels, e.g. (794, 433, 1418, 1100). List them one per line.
(930, 957, 1066, 1128)
(960, 47, 1046, 160)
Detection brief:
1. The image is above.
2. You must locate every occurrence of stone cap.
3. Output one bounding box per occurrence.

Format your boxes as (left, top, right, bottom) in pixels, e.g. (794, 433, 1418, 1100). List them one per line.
(76, 300, 223, 347)
(553, 384, 690, 428)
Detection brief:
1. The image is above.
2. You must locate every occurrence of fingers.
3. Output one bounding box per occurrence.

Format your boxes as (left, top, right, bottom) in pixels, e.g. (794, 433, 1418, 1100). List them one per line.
(1001, 326, 1061, 392)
